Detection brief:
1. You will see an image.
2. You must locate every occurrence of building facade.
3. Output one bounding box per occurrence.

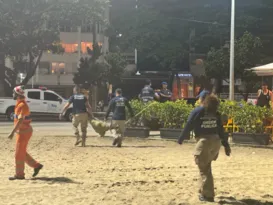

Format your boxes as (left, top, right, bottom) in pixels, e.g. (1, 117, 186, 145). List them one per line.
(26, 24, 109, 97)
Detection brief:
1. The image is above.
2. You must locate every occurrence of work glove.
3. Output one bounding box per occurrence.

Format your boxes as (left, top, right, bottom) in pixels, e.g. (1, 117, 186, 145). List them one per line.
(222, 140, 231, 156)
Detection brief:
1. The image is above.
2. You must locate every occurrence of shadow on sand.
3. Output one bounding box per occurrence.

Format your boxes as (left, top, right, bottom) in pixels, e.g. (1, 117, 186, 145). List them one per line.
(85, 145, 166, 148)
(30, 177, 80, 184)
(218, 196, 273, 205)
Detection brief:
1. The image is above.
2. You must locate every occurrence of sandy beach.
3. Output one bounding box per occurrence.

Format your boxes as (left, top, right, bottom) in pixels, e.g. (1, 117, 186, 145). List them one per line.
(0, 134, 273, 205)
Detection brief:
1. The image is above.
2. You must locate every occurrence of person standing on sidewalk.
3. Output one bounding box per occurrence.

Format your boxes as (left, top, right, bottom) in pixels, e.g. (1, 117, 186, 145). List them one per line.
(257, 82, 273, 108)
(139, 79, 157, 103)
(158, 82, 172, 103)
(60, 86, 92, 147)
(105, 88, 134, 147)
(8, 86, 43, 180)
(178, 94, 231, 203)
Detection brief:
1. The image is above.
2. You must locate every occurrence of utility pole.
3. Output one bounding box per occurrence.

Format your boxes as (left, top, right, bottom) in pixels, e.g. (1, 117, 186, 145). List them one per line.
(135, 0, 139, 75)
(229, 0, 235, 100)
(77, 26, 82, 65)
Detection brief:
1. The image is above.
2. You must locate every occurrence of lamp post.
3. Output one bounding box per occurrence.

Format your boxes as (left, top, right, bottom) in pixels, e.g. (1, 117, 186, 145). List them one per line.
(135, 0, 140, 76)
(229, 0, 235, 100)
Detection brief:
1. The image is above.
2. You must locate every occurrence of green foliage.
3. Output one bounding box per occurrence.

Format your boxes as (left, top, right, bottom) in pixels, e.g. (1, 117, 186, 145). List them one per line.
(218, 100, 240, 119)
(205, 32, 262, 96)
(110, 0, 273, 71)
(73, 49, 126, 88)
(126, 100, 192, 129)
(233, 102, 273, 134)
(205, 47, 229, 80)
(0, 0, 61, 89)
(126, 99, 145, 127)
(126, 98, 273, 134)
(73, 43, 110, 87)
(157, 100, 193, 129)
(105, 52, 127, 85)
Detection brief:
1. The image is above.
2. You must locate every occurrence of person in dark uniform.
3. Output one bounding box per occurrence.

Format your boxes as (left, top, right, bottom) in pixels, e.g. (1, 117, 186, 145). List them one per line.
(139, 79, 157, 103)
(158, 82, 172, 103)
(257, 83, 273, 108)
(178, 94, 231, 203)
(60, 86, 92, 147)
(105, 88, 134, 147)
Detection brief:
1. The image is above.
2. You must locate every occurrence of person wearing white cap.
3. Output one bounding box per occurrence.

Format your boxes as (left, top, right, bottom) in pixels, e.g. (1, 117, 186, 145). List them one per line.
(7, 85, 43, 180)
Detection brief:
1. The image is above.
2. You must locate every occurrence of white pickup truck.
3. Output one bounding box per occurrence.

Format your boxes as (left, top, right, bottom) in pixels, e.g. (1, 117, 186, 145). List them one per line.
(0, 87, 73, 121)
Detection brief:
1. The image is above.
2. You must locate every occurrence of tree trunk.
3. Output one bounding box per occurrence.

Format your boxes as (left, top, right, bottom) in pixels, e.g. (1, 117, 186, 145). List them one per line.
(92, 22, 97, 44)
(21, 50, 43, 86)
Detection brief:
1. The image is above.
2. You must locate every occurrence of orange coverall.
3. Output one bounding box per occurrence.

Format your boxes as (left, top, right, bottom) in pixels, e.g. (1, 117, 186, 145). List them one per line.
(14, 99, 40, 177)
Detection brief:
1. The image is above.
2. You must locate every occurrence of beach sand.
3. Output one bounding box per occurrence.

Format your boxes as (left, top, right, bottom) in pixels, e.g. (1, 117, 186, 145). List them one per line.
(0, 135, 273, 205)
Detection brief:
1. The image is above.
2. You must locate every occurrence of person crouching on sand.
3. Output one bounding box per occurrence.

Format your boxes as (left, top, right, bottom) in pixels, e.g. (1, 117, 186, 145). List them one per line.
(178, 94, 231, 202)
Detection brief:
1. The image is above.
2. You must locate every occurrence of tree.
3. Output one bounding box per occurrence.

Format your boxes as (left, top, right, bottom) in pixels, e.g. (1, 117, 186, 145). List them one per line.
(0, 0, 109, 96)
(0, 0, 62, 96)
(205, 32, 262, 100)
(73, 44, 109, 88)
(73, 48, 127, 89)
(105, 52, 127, 85)
(109, 0, 273, 74)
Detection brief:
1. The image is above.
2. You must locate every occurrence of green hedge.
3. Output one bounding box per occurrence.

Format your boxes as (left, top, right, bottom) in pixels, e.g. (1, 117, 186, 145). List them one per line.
(126, 100, 193, 129)
(127, 99, 273, 133)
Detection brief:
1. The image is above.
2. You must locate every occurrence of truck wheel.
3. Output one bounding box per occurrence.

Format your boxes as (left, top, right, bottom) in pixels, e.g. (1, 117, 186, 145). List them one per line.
(6, 107, 15, 121)
(65, 109, 73, 122)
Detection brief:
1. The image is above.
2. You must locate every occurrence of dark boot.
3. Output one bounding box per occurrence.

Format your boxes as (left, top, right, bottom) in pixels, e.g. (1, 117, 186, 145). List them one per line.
(199, 195, 214, 202)
(75, 135, 82, 146)
(112, 138, 118, 146)
(82, 135, 86, 147)
(116, 137, 122, 148)
(9, 176, 25, 180)
(33, 164, 43, 177)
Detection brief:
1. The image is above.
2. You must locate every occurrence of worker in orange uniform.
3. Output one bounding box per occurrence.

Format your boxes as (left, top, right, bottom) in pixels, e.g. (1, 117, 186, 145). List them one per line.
(8, 86, 43, 180)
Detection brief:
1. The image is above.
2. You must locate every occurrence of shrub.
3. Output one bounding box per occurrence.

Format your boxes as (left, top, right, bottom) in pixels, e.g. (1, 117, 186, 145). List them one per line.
(157, 100, 193, 129)
(233, 101, 273, 133)
(126, 99, 145, 127)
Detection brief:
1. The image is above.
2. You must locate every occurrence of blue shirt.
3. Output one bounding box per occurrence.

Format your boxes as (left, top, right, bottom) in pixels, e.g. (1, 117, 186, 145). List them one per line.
(197, 90, 210, 101)
(139, 86, 155, 103)
(69, 94, 87, 114)
(106, 96, 134, 120)
(178, 106, 225, 144)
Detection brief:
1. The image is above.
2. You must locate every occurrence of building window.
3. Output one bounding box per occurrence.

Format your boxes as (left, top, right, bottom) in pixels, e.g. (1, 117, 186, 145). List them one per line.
(51, 62, 66, 74)
(39, 62, 50, 74)
(62, 43, 78, 53)
(81, 42, 93, 54)
(61, 42, 103, 54)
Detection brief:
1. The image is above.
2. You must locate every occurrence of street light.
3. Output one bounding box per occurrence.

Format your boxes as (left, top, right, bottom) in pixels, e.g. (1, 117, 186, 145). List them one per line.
(229, 0, 235, 100)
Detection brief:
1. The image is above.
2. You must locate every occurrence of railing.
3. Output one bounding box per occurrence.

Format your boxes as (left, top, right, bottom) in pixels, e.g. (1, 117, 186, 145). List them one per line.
(219, 93, 257, 101)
